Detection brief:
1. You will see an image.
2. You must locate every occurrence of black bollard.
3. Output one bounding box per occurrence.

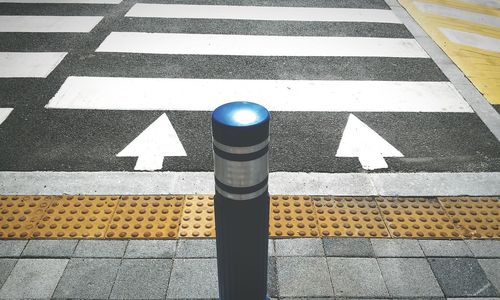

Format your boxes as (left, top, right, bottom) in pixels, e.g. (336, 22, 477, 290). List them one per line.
(212, 101, 270, 300)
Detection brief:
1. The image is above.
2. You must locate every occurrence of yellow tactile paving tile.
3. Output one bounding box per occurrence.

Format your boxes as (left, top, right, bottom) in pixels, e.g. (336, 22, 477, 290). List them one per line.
(0, 196, 52, 238)
(313, 197, 390, 238)
(179, 195, 215, 238)
(269, 195, 319, 238)
(400, 0, 500, 105)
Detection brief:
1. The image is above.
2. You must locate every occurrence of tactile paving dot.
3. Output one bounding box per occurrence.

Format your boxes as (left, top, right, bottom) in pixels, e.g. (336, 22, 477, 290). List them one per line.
(107, 196, 184, 239)
(378, 197, 460, 238)
(34, 196, 119, 239)
(439, 197, 500, 239)
(179, 195, 215, 238)
(314, 197, 390, 238)
(0, 196, 52, 238)
(269, 195, 318, 238)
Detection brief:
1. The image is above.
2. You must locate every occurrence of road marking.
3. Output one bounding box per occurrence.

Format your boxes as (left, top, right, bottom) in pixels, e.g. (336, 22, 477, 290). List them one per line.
(1, 171, 499, 196)
(125, 4, 402, 24)
(413, 1, 500, 28)
(0, 0, 121, 3)
(0, 52, 66, 78)
(46, 77, 472, 113)
(440, 27, 500, 52)
(0, 16, 103, 33)
(460, 0, 500, 9)
(117, 114, 187, 171)
(336, 114, 403, 170)
(0, 108, 13, 126)
(96, 32, 429, 57)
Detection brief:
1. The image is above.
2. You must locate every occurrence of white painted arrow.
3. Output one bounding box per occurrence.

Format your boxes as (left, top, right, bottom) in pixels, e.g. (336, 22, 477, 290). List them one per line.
(0, 108, 13, 126)
(117, 113, 186, 171)
(336, 114, 403, 170)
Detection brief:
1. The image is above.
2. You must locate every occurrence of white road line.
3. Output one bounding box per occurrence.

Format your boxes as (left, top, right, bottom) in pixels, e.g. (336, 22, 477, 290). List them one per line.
(0, 0, 121, 3)
(440, 27, 500, 53)
(0, 16, 103, 33)
(1, 171, 499, 196)
(45, 77, 473, 113)
(125, 4, 402, 24)
(460, 0, 500, 9)
(0, 108, 13, 125)
(414, 1, 500, 28)
(0, 52, 67, 78)
(96, 32, 429, 57)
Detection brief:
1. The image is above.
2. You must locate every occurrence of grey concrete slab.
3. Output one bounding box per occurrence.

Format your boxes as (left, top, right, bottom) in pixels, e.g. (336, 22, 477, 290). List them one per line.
(419, 240, 473, 257)
(275, 238, 324, 256)
(479, 259, 500, 294)
(166, 258, 218, 299)
(429, 258, 498, 297)
(124, 240, 176, 258)
(466, 240, 500, 258)
(378, 258, 444, 297)
(268, 256, 279, 298)
(176, 239, 216, 258)
(277, 257, 333, 297)
(0, 240, 27, 257)
(0, 258, 68, 299)
(328, 257, 389, 297)
(371, 238, 424, 257)
(0, 259, 17, 289)
(268, 239, 275, 256)
(22, 240, 78, 257)
(323, 238, 374, 257)
(73, 240, 127, 258)
(110, 259, 172, 299)
(53, 258, 121, 299)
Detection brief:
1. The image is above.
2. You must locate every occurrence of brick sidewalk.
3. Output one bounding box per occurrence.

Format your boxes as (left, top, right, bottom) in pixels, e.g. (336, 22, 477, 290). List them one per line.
(0, 238, 499, 299)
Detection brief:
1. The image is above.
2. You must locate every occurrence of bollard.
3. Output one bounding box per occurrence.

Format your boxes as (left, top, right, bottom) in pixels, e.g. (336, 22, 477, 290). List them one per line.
(212, 101, 270, 300)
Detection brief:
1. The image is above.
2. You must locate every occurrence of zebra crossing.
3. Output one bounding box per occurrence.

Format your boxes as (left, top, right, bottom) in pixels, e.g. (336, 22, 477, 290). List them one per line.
(0, 0, 500, 175)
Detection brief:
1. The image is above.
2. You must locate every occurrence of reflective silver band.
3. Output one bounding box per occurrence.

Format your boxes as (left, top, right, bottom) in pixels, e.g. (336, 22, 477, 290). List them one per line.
(214, 153, 268, 188)
(213, 138, 269, 155)
(215, 184, 268, 201)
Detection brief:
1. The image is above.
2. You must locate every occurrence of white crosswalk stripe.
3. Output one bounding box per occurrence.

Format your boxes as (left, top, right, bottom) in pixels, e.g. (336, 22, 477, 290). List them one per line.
(0, 52, 67, 78)
(0, 15, 103, 32)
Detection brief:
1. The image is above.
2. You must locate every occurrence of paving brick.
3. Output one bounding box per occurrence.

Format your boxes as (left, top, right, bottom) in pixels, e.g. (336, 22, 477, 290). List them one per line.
(268, 256, 279, 298)
(275, 238, 324, 256)
(73, 240, 127, 258)
(53, 258, 121, 299)
(466, 240, 500, 258)
(176, 239, 216, 258)
(277, 257, 333, 297)
(323, 238, 374, 257)
(0, 259, 67, 299)
(419, 240, 473, 257)
(0, 240, 27, 257)
(429, 258, 498, 297)
(22, 240, 78, 257)
(378, 258, 443, 297)
(166, 258, 218, 299)
(110, 259, 172, 299)
(0, 259, 17, 289)
(124, 240, 176, 258)
(328, 257, 389, 297)
(479, 259, 500, 294)
(372, 238, 424, 257)
(268, 239, 275, 256)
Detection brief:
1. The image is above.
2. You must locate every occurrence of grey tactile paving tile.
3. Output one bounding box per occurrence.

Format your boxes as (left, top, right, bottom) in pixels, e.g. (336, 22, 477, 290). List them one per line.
(52, 258, 121, 299)
(22, 240, 78, 257)
(166, 258, 218, 299)
(0, 259, 68, 299)
(378, 258, 444, 297)
(429, 258, 498, 297)
(0, 259, 16, 289)
(323, 238, 374, 257)
(124, 240, 176, 258)
(0, 240, 27, 257)
(371, 238, 424, 257)
(328, 257, 389, 297)
(479, 259, 500, 294)
(277, 257, 333, 297)
(275, 238, 324, 256)
(419, 240, 473, 257)
(73, 240, 128, 258)
(466, 240, 500, 258)
(110, 259, 172, 299)
(176, 239, 216, 258)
